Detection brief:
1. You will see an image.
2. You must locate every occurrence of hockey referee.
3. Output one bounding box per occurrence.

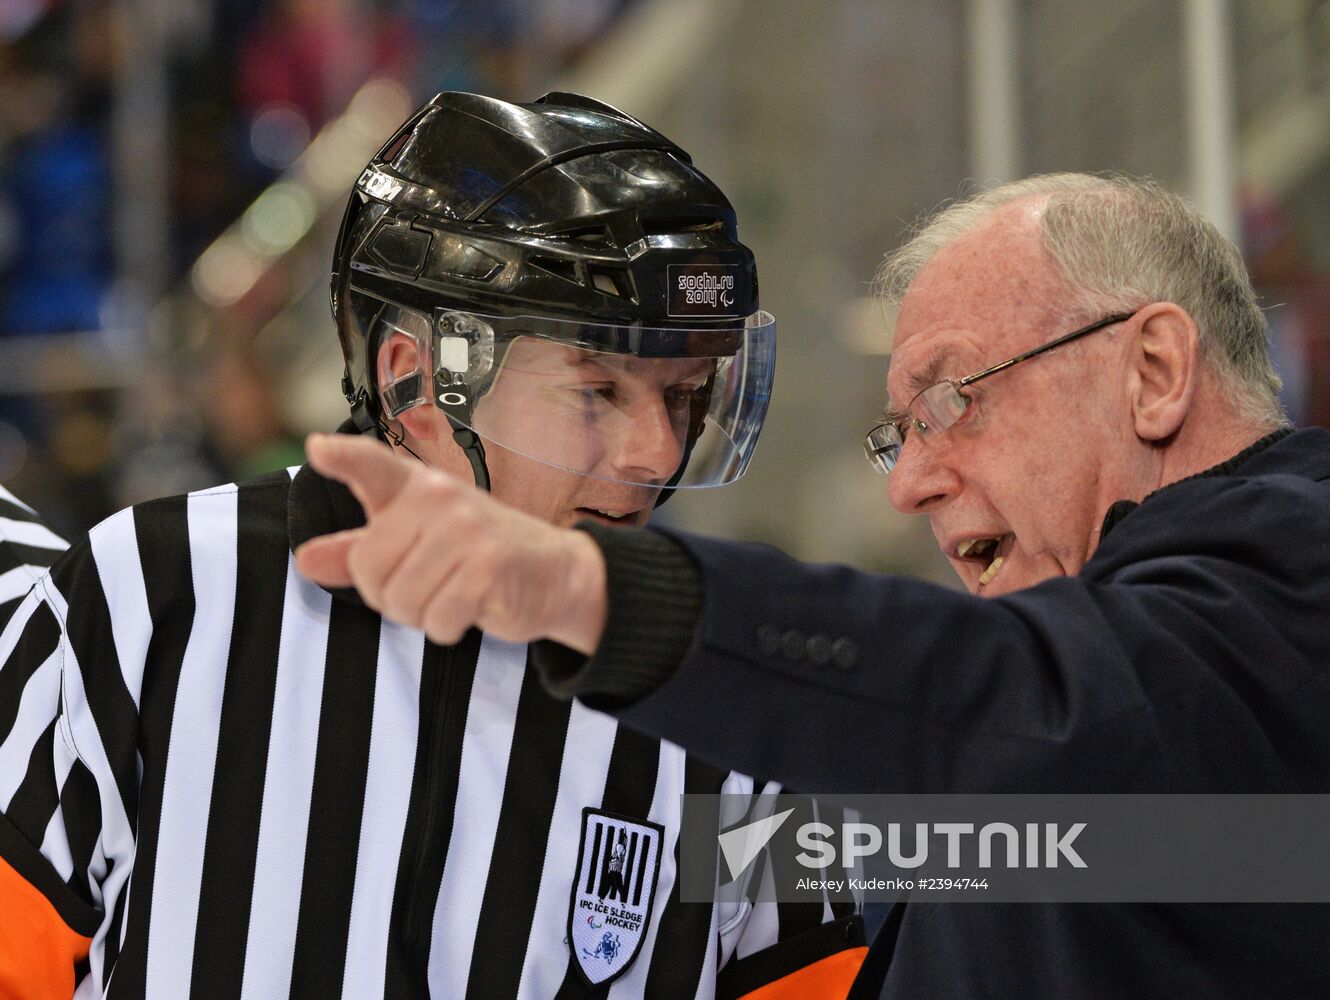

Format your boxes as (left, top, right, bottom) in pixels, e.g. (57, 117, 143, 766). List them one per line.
(0, 485, 66, 629)
(0, 93, 865, 998)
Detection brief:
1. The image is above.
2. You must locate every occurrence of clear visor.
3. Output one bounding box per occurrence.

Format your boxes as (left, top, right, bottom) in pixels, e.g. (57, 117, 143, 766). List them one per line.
(368, 301, 776, 489)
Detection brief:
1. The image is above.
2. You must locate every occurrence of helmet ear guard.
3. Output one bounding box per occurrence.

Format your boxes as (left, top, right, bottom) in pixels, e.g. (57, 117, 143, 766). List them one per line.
(374, 303, 431, 418)
(371, 305, 497, 421)
(363, 301, 497, 490)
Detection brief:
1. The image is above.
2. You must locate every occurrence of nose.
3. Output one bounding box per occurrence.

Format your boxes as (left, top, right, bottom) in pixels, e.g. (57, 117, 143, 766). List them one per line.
(610, 394, 687, 483)
(886, 433, 962, 514)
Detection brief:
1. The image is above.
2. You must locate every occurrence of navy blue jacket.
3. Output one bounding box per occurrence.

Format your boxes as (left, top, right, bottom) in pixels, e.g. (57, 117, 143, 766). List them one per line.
(540, 428, 1330, 997)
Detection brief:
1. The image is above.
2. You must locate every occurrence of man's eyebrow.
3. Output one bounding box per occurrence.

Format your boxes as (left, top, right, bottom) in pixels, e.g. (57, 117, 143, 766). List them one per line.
(879, 350, 950, 424)
(905, 351, 949, 395)
(571, 354, 626, 375)
(573, 354, 712, 380)
(878, 400, 906, 426)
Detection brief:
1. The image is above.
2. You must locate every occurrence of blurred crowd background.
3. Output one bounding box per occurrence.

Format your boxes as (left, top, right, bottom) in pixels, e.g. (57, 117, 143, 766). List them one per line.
(1, 0, 1328, 583)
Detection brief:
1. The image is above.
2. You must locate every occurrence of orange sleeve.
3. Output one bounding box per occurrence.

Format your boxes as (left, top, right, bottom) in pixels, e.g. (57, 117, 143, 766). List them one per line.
(0, 853, 93, 1000)
(734, 945, 868, 999)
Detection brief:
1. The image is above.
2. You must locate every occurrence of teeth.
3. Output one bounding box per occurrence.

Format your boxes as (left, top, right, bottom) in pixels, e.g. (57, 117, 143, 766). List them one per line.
(957, 538, 997, 558)
(595, 509, 625, 519)
(978, 556, 1005, 586)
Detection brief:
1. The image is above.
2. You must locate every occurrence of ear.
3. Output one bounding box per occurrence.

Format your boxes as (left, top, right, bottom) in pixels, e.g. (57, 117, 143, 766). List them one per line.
(375, 331, 439, 442)
(1126, 302, 1199, 443)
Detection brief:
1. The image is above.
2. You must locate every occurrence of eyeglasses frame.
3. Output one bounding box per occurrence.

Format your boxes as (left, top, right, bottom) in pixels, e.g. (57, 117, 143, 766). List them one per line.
(865, 310, 1138, 473)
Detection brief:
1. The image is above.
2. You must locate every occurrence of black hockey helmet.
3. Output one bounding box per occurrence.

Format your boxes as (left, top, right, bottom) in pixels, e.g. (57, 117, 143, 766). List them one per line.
(330, 91, 776, 491)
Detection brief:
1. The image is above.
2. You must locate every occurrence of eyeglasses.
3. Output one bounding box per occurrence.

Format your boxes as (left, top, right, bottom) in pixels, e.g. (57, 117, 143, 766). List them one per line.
(864, 311, 1136, 474)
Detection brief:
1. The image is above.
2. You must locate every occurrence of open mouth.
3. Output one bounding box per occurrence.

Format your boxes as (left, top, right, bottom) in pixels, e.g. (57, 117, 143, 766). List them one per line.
(954, 534, 1014, 588)
(576, 507, 644, 526)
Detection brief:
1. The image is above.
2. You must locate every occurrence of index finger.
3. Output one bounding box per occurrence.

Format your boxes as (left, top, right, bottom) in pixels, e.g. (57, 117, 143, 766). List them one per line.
(305, 432, 413, 515)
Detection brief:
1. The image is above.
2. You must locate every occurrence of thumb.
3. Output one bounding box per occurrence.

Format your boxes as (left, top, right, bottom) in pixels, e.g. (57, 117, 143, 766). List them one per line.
(305, 432, 411, 516)
(293, 530, 361, 589)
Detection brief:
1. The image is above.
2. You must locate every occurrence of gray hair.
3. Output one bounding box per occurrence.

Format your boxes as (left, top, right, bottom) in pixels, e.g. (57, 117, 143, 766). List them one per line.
(877, 173, 1286, 427)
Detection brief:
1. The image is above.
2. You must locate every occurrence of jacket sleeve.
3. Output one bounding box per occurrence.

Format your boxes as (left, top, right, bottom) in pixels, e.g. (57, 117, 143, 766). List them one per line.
(0, 588, 101, 999)
(537, 475, 1330, 796)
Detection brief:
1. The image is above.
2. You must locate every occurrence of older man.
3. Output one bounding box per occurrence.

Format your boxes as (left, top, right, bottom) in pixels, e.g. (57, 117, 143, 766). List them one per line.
(299, 173, 1330, 997)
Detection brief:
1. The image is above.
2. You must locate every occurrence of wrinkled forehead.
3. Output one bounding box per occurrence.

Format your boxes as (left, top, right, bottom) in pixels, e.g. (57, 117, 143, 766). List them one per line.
(884, 215, 1066, 407)
(883, 325, 1003, 421)
(885, 339, 962, 407)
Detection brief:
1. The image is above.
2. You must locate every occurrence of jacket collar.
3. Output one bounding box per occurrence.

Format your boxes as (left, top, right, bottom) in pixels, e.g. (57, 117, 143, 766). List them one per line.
(1099, 426, 1302, 539)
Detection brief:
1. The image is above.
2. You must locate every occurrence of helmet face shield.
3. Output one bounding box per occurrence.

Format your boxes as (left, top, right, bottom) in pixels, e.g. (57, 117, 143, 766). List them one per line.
(358, 295, 775, 489)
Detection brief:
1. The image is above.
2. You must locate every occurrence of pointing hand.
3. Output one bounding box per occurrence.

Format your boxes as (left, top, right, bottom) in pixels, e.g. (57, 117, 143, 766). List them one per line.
(295, 433, 608, 653)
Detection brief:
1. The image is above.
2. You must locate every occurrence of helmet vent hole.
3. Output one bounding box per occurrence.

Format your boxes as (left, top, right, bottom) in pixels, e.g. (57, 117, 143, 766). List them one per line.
(556, 225, 614, 245)
(379, 132, 411, 165)
(530, 255, 582, 284)
(375, 107, 431, 166)
(588, 266, 635, 302)
(369, 225, 432, 278)
(642, 217, 726, 236)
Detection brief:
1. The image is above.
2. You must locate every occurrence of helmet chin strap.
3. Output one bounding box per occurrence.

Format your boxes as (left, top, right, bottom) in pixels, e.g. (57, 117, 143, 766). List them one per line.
(375, 415, 492, 494)
(445, 417, 491, 492)
(432, 369, 492, 493)
(345, 374, 492, 492)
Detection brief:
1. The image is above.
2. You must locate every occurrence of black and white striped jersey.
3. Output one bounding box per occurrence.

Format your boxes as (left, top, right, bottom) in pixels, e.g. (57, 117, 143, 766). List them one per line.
(0, 484, 67, 628)
(0, 466, 860, 999)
